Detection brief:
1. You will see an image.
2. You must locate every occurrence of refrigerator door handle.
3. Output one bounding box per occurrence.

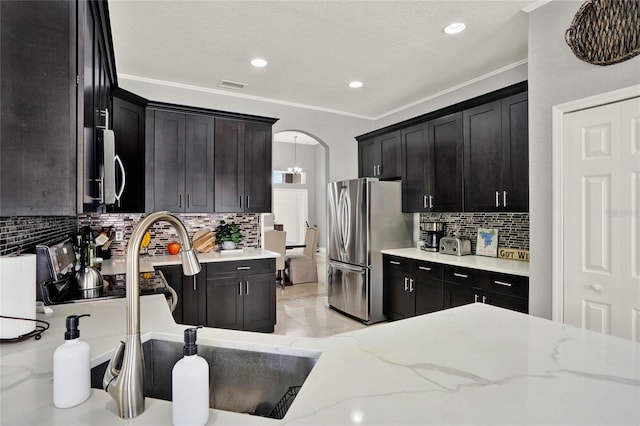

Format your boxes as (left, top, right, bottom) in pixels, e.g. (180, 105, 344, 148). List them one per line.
(328, 261, 365, 273)
(338, 187, 351, 255)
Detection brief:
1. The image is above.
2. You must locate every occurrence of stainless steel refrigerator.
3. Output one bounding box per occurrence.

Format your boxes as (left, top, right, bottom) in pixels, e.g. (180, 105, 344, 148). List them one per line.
(327, 178, 412, 324)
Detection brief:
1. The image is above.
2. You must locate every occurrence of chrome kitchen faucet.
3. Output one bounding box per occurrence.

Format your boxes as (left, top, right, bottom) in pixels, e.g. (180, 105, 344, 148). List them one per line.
(102, 211, 201, 419)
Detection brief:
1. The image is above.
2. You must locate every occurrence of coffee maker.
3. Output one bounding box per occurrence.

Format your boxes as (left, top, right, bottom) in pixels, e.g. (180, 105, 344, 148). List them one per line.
(422, 222, 445, 252)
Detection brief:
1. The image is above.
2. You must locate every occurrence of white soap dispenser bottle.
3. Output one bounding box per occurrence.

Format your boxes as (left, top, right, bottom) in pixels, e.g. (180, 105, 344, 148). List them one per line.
(53, 314, 91, 408)
(172, 326, 210, 426)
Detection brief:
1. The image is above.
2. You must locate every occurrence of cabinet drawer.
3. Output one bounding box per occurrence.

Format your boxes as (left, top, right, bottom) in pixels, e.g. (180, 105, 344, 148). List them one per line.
(414, 260, 442, 280)
(207, 258, 275, 277)
(384, 255, 413, 272)
(486, 273, 528, 298)
(443, 265, 489, 287)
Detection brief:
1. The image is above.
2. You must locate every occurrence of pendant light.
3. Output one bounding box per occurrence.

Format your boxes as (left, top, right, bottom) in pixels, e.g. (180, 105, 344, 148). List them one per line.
(287, 136, 303, 174)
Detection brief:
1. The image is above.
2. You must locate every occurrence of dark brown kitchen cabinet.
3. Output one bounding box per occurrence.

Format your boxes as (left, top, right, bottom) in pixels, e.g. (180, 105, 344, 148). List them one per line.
(401, 112, 463, 213)
(383, 255, 444, 321)
(214, 118, 273, 213)
(108, 89, 147, 213)
(463, 92, 528, 212)
(442, 265, 528, 314)
(78, 0, 117, 213)
(206, 259, 276, 332)
(146, 109, 215, 213)
(1, 0, 118, 215)
(155, 265, 206, 326)
(358, 131, 401, 180)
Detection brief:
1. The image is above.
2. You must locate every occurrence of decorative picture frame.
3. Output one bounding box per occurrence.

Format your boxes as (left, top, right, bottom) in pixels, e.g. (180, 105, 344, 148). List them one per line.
(476, 228, 499, 257)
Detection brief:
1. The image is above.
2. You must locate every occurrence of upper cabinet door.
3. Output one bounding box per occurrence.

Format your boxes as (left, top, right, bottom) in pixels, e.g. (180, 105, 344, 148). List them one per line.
(185, 114, 215, 213)
(243, 122, 272, 213)
(378, 131, 401, 180)
(401, 123, 428, 212)
(214, 118, 245, 212)
(152, 111, 186, 212)
(358, 132, 401, 179)
(358, 138, 379, 178)
(463, 100, 503, 212)
(428, 112, 463, 212)
(501, 92, 529, 212)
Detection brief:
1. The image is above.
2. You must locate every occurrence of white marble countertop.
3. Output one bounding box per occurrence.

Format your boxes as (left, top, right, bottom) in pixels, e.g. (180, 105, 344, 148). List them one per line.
(2, 295, 638, 425)
(101, 248, 279, 276)
(381, 248, 530, 276)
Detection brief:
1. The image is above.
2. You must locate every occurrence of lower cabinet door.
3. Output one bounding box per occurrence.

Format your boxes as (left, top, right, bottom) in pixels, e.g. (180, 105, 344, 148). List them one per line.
(443, 282, 477, 309)
(206, 276, 243, 330)
(486, 292, 528, 314)
(386, 269, 414, 320)
(242, 272, 276, 332)
(415, 279, 444, 315)
(182, 272, 206, 326)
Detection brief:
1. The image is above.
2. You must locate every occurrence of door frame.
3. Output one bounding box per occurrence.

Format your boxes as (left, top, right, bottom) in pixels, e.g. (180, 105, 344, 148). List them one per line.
(551, 84, 640, 322)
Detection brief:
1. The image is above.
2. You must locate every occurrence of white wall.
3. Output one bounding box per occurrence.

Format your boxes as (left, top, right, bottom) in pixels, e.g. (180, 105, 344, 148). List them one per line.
(528, 1, 640, 318)
(119, 77, 372, 183)
(374, 62, 528, 128)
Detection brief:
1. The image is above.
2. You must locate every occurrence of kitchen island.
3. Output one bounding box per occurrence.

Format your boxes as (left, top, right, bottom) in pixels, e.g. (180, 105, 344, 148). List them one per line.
(1, 294, 638, 425)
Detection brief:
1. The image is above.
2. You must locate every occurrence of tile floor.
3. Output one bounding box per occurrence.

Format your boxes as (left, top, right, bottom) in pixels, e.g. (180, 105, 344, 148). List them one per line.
(274, 252, 369, 337)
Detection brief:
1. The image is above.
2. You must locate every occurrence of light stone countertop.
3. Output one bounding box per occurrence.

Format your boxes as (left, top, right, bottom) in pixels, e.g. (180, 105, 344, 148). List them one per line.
(1, 295, 638, 425)
(381, 248, 530, 276)
(100, 248, 279, 276)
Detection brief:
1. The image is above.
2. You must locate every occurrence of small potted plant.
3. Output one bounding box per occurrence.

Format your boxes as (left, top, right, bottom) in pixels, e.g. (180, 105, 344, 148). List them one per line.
(214, 220, 243, 250)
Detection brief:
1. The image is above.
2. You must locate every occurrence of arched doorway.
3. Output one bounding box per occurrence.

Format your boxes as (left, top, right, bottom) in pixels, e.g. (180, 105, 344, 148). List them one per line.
(262, 130, 328, 252)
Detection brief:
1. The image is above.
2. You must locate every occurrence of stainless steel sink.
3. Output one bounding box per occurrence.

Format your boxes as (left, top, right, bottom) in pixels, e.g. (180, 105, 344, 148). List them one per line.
(91, 339, 318, 419)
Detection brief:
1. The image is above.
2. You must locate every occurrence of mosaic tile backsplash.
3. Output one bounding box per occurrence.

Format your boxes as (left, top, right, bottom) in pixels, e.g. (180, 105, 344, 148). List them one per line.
(77, 213, 261, 258)
(420, 212, 529, 253)
(0, 216, 78, 256)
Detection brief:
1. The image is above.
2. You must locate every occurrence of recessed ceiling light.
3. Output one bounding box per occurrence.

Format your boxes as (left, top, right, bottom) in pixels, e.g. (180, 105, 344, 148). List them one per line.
(349, 81, 363, 88)
(443, 22, 466, 35)
(250, 58, 267, 68)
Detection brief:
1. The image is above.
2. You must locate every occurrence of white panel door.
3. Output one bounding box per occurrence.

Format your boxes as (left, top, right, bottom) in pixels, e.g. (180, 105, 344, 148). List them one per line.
(563, 97, 640, 341)
(273, 188, 308, 244)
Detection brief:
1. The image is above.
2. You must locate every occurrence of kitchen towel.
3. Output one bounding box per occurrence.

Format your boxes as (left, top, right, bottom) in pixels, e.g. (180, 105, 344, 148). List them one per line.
(0, 254, 36, 339)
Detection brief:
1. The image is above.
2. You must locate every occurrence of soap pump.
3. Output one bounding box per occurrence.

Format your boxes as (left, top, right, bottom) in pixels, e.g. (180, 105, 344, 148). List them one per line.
(53, 314, 91, 408)
(172, 326, 210, 426)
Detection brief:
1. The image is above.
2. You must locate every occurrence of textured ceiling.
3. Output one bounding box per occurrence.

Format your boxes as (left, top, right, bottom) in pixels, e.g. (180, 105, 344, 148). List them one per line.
(109, 1, 535, 119)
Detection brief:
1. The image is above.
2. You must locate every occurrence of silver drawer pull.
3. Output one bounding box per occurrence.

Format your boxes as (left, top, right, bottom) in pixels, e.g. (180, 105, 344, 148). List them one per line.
(236, 266, 251, 270)
(494, 280, 512, 287)
(389, 261, 401, 265)
(453, 273, 468, 279)
(418, 266, 431, 271)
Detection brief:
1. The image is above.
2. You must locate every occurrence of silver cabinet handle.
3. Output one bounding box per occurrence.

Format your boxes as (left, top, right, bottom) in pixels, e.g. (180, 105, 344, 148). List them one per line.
(474, 294, 479, 303)
(389, 261, 401, 265)
(246, 281, 249, 295)
(482, 295, 487, 304)
(179, 194, 182, 208)
(236, 266, 251, 270)
(193, 276, 197, 291)
(409, 278, 414, 292)
(114, 155, 126, 202)
(423, 195, 427, 209)
(246, 195, 250, 209)
(378, 165, 382, 176)
(238, 281, 243, 296)
(429, 195, 433, 209)
(404, 277, 408, 291)
(453, 273, 468, 279)
(187, 194, 190, 209)
(495, 190, 500, 207)
(494, 280, 512, 287)
(503, 191, 507, 208)
(239, 195, 242, 208)
(418, 266, 431, 271)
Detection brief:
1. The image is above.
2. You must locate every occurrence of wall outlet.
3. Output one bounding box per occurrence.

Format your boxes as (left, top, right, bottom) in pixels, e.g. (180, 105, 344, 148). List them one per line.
(115, 231, 124, 241)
